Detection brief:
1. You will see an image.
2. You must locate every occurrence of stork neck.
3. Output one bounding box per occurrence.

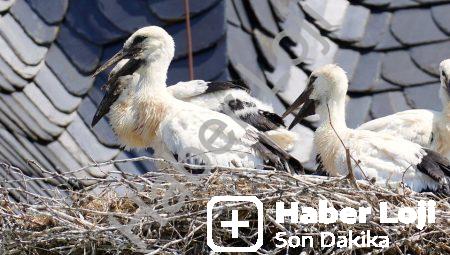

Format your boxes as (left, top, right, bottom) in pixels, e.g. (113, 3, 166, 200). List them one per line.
(136, 58, 171, 93)
(317, 97, 348, 131)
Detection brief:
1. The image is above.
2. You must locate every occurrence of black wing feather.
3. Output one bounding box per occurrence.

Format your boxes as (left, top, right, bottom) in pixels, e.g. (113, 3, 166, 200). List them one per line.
(253, 132, 307, 174)
(91, 59, 144, 127)
(417, 149, 450, 183)
(204, 80, 250, 94)
(416, 149, 450, 193)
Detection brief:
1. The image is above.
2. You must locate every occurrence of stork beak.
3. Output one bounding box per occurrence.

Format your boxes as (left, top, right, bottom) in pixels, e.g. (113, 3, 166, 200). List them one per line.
(282, 85, 313, 118)
(92, 49, 126, 77)
(287, 98, 316, 130)
(282, 77, 317, 130)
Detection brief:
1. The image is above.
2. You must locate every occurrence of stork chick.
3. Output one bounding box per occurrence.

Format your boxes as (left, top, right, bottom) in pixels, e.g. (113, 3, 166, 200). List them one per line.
(283, 64, 450, 193)
(107, 59, 298, 151)
(358, 59, 450, 160)
(92, 26, 302, 173)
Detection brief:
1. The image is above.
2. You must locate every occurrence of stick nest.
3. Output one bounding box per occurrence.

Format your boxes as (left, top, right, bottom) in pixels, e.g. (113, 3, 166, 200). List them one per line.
(0, 159, 449, 255)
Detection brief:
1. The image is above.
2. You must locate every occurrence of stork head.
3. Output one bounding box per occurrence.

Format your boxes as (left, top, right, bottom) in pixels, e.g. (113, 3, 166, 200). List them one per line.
(93, 26, 175, 76)
(283, 64, 348, 129)
(439, 59, 450, 103)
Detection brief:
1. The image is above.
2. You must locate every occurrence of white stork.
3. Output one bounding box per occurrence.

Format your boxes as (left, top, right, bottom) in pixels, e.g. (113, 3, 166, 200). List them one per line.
(283, 64, 450, 193)
(107, 59, 298, 151)
(357, 59, 450, 160)
(91, 26, 303, 173)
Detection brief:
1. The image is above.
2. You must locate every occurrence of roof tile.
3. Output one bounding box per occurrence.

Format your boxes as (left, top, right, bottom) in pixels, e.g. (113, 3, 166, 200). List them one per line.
(0, 14, 47, 66)
(11, 92, 63, 137)
(0, 74, 15, 92)
(45, 44, 94, 96)
(226, 0, 241, 26)
(228, 25, 285, 113)
(168, 0, 225, 59)
(268, 66, 308, 105)
(391, 8, 447, 45)
(253, 29, 276, 69)
(371, 91, 410, 119)
(330, 5, 371, 43)
(382, 51, 438, 86)
(349, 52, 384, 92)
(410, 40, 450, 77)
(388, 0, 419, 9)
(404, 83, 442, 111)
(34, 64, 82, 113)
(374, 25, 403, 51)
(148, 0, 221, 22)
(1, 94, 53, 141)
(359, 0, 391, 8)
(232, 0, 252, 32)
(346, 96, 372, 128)
(78, 96, 118, 147)
(23, 83, 75, 127)
(0, 0, 16, 12)
(65, 0, 126, 44)
(0, 35, 42, 79)
(66, 115, 119, 162)
(13, 132, 58, 178)
(0, 56, 28, 89)
(167, 38, 227, 84)
(26, 0, 68, 24)
(98, 0, 163, 34)
(0, 98, 33, 138)
(10, 0, 58, 45)
(269, 0, 291, 21)
(301, 0, 348, 32)
(353, 12, 391, 48)
(56, 23, 103, 74)
(431, 4, 450, 35)
(57, 131, 110, 178)
(334, 48, 361, 81)
(248, 0, 278, 36)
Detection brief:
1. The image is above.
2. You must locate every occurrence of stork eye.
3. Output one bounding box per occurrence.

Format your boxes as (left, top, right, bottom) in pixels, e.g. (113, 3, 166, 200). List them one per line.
(132, 35, 146, 46)
(442, 70, 447, 79)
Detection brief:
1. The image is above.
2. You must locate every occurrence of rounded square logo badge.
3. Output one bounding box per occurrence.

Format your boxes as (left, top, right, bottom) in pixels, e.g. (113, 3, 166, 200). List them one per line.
(207, 196, 264, 252)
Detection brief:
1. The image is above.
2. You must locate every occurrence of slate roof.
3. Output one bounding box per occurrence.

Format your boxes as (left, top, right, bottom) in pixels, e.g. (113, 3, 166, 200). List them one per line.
(1, 0, 450, 200)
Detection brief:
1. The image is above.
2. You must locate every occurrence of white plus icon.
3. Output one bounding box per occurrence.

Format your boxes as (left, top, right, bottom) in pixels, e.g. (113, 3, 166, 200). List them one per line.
(221, 210, 249, 238)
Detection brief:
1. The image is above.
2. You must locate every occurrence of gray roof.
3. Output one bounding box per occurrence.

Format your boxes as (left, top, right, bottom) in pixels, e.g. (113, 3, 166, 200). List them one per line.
(1, 0, 450, 200)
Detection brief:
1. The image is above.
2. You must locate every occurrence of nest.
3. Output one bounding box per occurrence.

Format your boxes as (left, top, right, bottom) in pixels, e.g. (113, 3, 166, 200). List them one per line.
(0, 158, 450, 255)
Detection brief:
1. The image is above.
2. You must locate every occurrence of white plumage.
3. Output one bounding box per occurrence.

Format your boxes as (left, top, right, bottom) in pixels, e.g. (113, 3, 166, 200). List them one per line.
(91, 26, 302, 173)
(107, 60, 298, 151)
(284, 64, 450, 193)
(358, 59, 450, 159)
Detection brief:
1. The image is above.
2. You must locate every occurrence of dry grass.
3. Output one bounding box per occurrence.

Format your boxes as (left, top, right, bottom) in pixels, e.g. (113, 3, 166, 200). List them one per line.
(0, 158, 449, 254)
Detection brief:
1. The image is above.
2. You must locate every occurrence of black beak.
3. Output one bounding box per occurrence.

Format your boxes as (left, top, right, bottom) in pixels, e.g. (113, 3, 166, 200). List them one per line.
(93, 49, 127, 77)
(287, 98, 316, 130)
(282, 85, 313, 119)
(282, 77, 317, 130)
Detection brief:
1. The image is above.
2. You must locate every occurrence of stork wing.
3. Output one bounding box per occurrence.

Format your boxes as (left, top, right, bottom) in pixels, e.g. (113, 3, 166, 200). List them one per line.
(357, 109, 435, 147)
(91, 59, 143, 127)
(168, 80, 249, 100)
